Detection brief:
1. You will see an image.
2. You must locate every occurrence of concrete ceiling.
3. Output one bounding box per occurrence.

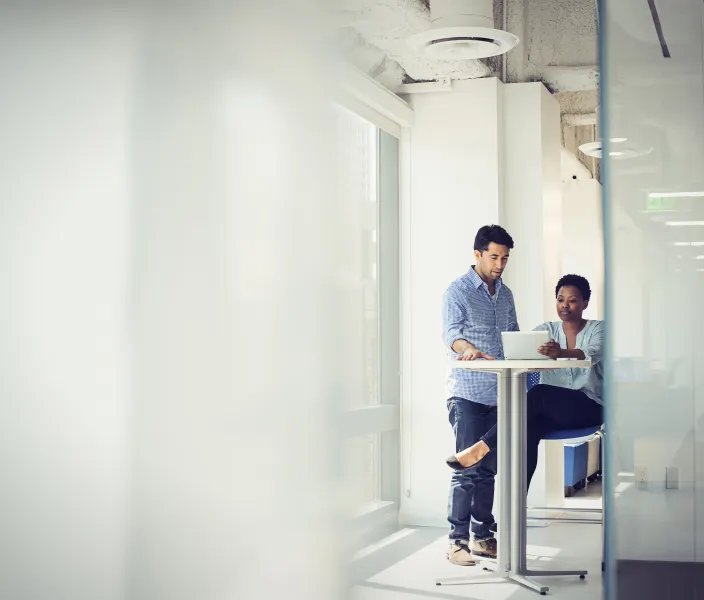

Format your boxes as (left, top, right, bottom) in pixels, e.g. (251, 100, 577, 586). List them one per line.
(337, 0, 702, 187)
(335, 0, 490, 87)
(335, 0, 599, 92)
(335, 0, 601, 176)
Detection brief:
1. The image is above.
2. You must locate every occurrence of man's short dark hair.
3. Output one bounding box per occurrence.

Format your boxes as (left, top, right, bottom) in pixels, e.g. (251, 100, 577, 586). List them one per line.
(474, 225, 514, 253)
(555, 274, 591, 302)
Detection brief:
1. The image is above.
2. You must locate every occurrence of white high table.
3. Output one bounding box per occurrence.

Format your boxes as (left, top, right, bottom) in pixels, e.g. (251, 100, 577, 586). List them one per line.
(436, 359, 592, 596)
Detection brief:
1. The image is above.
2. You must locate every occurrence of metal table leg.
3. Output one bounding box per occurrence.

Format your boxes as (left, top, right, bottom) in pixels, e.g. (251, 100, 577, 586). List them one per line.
(511, 370, 587, 590)
(497, 370, 511, 576)
(508, 371, 550, 595)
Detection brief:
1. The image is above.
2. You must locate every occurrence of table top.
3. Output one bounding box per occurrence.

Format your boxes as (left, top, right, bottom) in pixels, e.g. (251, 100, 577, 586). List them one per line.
(450, 359, 592, 370)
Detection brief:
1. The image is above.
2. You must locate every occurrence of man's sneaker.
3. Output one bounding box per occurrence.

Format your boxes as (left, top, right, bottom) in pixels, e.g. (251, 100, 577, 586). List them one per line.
(447, 539, 476, 566)
(471, 537, 497, 559)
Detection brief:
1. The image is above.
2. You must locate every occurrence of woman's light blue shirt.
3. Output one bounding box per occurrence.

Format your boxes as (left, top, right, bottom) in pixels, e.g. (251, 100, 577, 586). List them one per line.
(534, 320, 604, 405)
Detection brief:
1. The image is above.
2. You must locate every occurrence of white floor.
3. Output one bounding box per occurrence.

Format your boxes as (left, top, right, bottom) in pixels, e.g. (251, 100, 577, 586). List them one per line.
(351, 483, 603, 600)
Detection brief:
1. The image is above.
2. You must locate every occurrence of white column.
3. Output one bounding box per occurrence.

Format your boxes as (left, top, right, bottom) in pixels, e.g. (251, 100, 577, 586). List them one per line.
(502, 82, 563, 327)
(399, 78, 504, 525)
(502, 83, 564, 511)
(561, 179, 605, 319)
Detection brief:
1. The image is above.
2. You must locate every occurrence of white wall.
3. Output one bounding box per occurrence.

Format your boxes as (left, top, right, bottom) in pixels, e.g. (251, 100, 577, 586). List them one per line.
(399, 80, 564, 526)
(561, 180, 604, 319)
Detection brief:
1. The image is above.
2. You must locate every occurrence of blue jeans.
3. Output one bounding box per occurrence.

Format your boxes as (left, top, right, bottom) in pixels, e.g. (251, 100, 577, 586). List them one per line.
(447, 397, 497, 541)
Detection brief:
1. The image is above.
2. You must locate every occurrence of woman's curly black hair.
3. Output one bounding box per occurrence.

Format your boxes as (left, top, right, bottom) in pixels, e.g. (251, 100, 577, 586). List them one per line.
(555, 274, 591, 302)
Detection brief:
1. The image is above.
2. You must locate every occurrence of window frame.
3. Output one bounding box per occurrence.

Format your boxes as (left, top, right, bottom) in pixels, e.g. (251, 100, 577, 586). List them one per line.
(335, 68, 411, 546)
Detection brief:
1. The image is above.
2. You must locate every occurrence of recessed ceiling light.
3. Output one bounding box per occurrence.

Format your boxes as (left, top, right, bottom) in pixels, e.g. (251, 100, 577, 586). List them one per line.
(665, 221, 704, 226)
(610, 137, 628, 143)
(609, 151, 625, 156)
(649, 191, 704, 198)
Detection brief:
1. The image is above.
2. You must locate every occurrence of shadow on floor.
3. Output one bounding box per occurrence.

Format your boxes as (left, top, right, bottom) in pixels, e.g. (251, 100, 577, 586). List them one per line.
(350, 527, 447, 583)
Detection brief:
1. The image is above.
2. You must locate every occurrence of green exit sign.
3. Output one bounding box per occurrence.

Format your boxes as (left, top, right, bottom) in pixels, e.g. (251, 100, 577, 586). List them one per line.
(646, 196, 677, 212)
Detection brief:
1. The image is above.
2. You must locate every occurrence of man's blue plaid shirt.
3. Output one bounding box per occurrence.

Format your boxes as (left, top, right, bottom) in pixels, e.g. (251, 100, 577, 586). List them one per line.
(442, 267, 519, 406)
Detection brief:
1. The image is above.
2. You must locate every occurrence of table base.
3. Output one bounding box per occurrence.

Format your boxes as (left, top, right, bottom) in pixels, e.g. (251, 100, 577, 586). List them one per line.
(435, 563, 587, 595)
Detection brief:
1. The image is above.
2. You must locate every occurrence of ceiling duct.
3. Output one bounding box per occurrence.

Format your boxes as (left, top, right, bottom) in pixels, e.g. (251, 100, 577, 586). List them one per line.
(407, 0, 519, 60)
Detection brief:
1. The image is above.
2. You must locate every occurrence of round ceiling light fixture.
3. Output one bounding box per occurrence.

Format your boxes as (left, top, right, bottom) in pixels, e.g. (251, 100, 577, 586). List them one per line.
(578, 106, 652, 159)
(578, 140, 652, 160)
(408, 0, 519, 60)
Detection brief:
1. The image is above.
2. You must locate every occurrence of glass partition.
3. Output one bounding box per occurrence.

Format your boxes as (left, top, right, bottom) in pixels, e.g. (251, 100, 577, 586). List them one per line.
(602, 0, 704, 596)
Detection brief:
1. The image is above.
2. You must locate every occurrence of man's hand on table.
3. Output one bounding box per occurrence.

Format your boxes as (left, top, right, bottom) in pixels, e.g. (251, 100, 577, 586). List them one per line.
(458, 344, 495, 361)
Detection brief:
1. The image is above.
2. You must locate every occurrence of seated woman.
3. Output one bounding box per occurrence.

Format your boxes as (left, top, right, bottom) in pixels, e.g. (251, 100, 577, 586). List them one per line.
(446, 274, 604, 489)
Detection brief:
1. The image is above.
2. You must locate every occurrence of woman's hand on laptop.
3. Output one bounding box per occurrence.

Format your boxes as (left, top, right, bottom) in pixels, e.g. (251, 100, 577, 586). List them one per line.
(458, 344, 495, 361)
(538, 340, 561, 360)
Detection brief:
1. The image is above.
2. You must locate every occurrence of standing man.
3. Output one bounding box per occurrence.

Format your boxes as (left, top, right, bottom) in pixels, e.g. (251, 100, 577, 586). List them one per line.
(442, 224, 518, 565)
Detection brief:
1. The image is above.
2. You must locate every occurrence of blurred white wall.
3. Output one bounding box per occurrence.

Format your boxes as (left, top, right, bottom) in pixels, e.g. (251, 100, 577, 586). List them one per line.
(0, 3, 348, 599)
(0, 7, 133, 598)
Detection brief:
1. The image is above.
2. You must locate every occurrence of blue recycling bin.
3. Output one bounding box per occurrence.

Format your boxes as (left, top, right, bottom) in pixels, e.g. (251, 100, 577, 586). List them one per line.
(564, 441, 589, 488)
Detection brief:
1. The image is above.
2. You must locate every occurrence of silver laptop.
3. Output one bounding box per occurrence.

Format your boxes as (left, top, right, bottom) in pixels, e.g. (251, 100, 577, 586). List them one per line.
(501, 331, 551, 360)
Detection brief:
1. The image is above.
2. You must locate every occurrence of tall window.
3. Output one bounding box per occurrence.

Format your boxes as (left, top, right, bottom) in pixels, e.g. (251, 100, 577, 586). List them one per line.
(334, 105, 401, 536)
(335, 107, 379, 409)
